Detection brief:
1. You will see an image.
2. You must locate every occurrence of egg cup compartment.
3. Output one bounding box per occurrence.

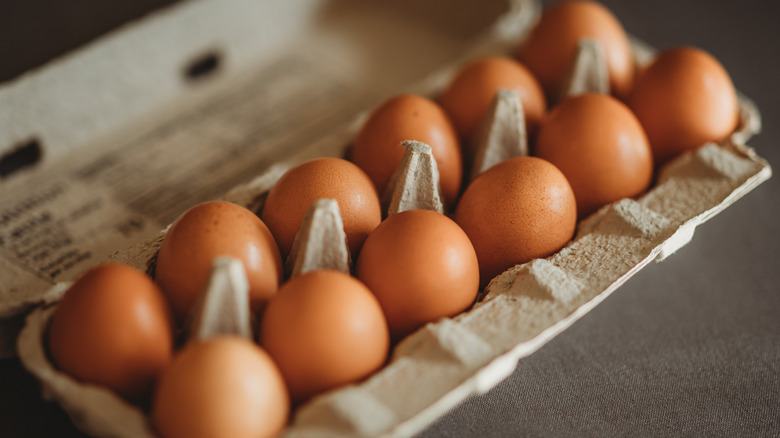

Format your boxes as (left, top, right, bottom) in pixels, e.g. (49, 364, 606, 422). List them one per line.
(12, 0, 772, 437)
(17, 255, 263, 438)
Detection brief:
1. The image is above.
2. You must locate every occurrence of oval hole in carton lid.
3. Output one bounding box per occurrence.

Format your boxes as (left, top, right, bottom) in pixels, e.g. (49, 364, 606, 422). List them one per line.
(183, 49, 222, 82)
(0, 138, 42, 178)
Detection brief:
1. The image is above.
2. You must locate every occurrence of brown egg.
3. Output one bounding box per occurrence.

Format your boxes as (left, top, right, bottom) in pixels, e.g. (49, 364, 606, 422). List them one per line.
(48, 263, 173, 403)
(454, 157, 576, 284)
(628, 46, 739, 164)
(535, 93, 653, 217)
(259, 270, 389, 402)
(261, 158, 382, 260)
(519, 0, 635, 99)
(439, 56, 547, 143)
(152, 336, 289, 438)
(156, 201, 283, 321)
(356, 209, 479, 339)
(352, 94, 462, 207)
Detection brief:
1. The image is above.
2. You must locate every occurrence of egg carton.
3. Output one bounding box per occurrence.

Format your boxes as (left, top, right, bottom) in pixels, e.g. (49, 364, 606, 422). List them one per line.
(18, 51, 771, 438)
(16, 116, 771, 438)
(7, 1, 772, 438)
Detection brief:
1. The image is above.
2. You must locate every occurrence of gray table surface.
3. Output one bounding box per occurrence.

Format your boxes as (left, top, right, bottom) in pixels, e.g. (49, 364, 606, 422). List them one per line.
(1, 0, 777, 437)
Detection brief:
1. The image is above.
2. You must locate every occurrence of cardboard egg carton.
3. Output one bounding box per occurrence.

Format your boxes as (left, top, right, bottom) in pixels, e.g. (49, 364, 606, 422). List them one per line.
(16, 128, 771, 438)
(2, 0, 772, 437)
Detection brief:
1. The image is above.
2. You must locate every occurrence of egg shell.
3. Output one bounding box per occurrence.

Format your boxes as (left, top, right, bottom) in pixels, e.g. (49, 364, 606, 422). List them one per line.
(439, 56, 546, 145)
(519, 0, 634, 99)
(152, 336, 289, 438)
(356, 209, 479, 340)
(454, 156, 577, 283)
(628, 46, 739, 164)
(535, 93, 653, 217)
(352, 94, 462, 207)
(155, 201, 283, 321)
(261, 157, 382, 260)
(259, 270, 389, 403)
(47, 263, 173, 403)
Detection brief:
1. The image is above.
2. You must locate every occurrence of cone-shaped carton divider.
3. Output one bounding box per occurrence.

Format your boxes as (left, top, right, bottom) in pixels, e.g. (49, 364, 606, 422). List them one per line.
(383, 141, 445, 216)
(469, 88, 528, 182)
(185, 256, 253, 342)
(559, 38, 609, 101)
(286, 199, 351, 278)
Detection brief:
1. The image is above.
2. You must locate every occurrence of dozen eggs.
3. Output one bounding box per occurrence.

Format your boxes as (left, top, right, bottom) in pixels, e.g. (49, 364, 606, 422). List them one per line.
(45, 2, 740, 437)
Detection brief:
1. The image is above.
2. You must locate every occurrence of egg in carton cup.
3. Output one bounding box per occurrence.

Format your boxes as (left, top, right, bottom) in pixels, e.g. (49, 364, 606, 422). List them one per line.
(13, 1, 772, 438)
(18, 254, 274, 437)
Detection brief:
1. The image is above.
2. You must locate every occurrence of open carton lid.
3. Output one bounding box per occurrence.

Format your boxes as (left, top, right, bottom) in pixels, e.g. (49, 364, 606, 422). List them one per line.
(0, 0, 539, 356)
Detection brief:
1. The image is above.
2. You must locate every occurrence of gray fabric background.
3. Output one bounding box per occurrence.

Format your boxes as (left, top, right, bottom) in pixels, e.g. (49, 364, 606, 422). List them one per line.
(0, 0, 777, 437)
